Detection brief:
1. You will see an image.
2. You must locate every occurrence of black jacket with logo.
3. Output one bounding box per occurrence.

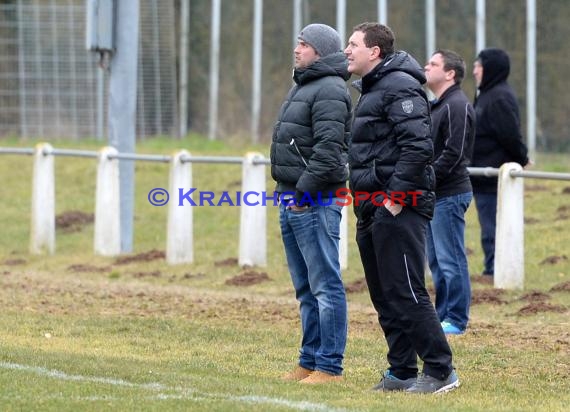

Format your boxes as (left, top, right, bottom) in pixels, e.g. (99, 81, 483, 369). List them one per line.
(470, 48, 529, 193)
(270, 52, 352, 203)
(349, 51, 435, 219)
(430, 83, 475, 197)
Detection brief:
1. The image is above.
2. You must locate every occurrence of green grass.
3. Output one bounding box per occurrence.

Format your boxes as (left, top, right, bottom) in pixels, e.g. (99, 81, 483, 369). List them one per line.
(1, 136, 569, 411)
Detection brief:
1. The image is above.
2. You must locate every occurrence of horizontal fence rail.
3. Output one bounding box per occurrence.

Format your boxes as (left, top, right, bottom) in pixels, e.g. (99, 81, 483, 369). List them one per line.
(2, 146, 569, 289)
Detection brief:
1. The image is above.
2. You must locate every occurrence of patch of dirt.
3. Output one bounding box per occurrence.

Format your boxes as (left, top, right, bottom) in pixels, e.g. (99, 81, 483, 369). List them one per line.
(132, 271, 161, 278)
(344, 278, 367, 294)
(550, 281, 570, 292)
(465, 247, 474, 256)
(2, 271, 10, 276)
(114, 249, 165, 265)
(225, 270, 271, 286)
(539, 255, 568, 265)
(55, 210, 94, 233)
(525, 184, 548, 192)
(470, 275, 494, 285)
(557, 205, 570, 213)
(524, 217, 540, 224)
(516, 302, 567, 316)
(67, 264, 111, 273)
(214, 257, 238, 267)
(471, 288, 508, 305)
(562, 186, 570, 194)
(2, 258, 26, 266)
(182, 272, 206, 279)
(518, 291, 551, 302)
(555, 214, 569, 221)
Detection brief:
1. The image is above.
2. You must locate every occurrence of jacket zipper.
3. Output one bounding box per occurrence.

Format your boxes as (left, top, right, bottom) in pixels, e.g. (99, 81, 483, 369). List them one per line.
(290, 138, 308, 167)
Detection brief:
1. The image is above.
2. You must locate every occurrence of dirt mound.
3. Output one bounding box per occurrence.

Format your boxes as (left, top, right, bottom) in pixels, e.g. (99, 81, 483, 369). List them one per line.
(471, 289, 508, 305)
(132, 270, 161, 278)
(56, 210, 94, 233)
(114, 249, 165, 265)
(471, 275, 494, 285)
(550, 281, 570, 292)
(67, 264, 111, 273)
(539, 255, 568, 265)
(518, 291, 551, 302)
(215, 257, 238, 267)
(345, 278, 367, 294)
(2, 258, 26, 266)
(524, 217, 540, 224)
(562, 186, 570, 194)
(225, 270, 271, 286)
(516, 302, 567, 316)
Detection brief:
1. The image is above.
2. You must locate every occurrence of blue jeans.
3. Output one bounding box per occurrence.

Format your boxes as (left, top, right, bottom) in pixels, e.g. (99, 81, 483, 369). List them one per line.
(426, 192, 472, 331)
(473, 192, 497, 275)
(279, 201, 347, 375)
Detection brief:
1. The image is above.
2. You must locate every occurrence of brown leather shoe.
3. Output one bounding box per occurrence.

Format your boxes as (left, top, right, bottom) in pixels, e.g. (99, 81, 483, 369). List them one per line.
(282, 366, 313, 381)
(299, 370, 343, 384)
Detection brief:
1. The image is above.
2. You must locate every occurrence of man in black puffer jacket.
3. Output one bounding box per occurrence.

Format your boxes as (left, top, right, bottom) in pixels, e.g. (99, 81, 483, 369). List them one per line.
(271, 23, 351, 384)
(345, 22, 458, 394)
(471, 48, 530, 277)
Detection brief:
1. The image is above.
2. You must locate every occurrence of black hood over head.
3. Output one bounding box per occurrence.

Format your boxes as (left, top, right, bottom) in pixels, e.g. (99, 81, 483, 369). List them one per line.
(477, 48, 510, 91)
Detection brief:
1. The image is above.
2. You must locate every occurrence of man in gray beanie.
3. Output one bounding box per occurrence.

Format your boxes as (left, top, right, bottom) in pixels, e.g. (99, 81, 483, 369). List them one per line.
(298, 23, 342, 57)
(270, 23, 351, 384)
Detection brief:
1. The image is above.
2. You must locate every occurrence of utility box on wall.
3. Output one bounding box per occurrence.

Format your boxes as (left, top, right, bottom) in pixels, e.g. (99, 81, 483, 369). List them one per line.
(85, 0, 116, 52)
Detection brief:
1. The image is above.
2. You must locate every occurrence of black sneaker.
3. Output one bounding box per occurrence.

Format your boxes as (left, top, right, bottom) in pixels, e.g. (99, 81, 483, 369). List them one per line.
(372, 370, 417, 391)
(406, 370, 460, 394)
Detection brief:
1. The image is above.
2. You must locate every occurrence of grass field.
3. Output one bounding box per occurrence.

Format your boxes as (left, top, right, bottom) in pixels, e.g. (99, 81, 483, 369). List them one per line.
(1, 136, 569, 411)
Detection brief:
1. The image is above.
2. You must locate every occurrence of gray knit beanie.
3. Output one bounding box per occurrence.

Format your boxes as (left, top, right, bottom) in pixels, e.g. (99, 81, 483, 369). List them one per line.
(298, 23, 342, 57)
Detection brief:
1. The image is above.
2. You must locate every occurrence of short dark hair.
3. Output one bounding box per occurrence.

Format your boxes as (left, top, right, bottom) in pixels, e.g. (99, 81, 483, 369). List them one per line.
(434, 49, 466, 84)
(353, 22, 395, 58)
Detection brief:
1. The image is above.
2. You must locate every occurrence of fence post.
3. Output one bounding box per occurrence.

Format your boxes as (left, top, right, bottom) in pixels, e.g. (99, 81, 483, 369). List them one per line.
(239, 152, 267, 267)
(340, 206, 348, 270)
(30, 143, 55, 254)
(495, 162, 524, 289)
(94, 146, 121, 256)
(167, 150, 193, 264)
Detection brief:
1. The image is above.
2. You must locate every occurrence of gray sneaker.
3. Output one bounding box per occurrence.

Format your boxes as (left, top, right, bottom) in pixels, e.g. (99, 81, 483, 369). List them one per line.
(372, 370, 417, 391)
(406, 370, 460, 394)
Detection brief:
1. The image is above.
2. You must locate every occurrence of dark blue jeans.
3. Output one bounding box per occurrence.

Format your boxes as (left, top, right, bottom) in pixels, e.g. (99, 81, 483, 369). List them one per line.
(426, 192, 472, 331)
(279, 201, 347, 375)
(473, 192, 497, 276)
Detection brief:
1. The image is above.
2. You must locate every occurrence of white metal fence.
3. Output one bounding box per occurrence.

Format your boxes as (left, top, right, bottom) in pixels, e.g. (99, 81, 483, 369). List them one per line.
(2, 145, 570, 290)
(0, 0, 177, 139)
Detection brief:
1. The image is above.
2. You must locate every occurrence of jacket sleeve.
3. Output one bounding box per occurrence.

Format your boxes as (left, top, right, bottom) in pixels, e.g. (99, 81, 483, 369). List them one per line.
(384, 84, 433, 196)
(295, 83, 350, 201)
(433, 102, 473, 183)
(488, 96, 529, 166)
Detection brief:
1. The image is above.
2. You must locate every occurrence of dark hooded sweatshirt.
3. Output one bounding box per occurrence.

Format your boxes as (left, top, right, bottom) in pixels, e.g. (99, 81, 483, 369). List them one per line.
(470, 48, 529, 193)
(270, 52, 352, 203)
(349, 51, 435, 219)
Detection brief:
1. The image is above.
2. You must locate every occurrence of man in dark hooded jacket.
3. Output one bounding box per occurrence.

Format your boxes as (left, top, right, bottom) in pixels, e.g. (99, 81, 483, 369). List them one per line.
(471, 48, 530, 277)
(271, 23, 351, 384)
(345, 22, 458, 394)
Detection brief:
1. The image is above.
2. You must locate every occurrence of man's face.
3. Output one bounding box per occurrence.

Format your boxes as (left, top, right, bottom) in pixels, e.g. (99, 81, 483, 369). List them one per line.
(424, 53, 449, 90)
(473, 60, 483, 87)
(294, 40, 319, 69)
(344, 30, 377, 77)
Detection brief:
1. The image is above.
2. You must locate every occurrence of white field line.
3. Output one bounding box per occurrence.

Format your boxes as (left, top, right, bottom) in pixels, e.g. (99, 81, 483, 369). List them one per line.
(0, 362, 352, 412)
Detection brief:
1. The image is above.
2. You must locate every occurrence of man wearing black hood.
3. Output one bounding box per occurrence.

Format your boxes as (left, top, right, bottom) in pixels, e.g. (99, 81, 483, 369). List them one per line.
(345, 22, 459, 394)
(471, 48, 530, 277)
(271, 23, 351, 384)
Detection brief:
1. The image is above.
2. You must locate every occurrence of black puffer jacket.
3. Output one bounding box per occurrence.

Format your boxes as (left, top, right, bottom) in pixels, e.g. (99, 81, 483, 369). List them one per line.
(470, 48, 529, 193)
(270, 52, 352, 203)
(349, 51, 435, 219)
